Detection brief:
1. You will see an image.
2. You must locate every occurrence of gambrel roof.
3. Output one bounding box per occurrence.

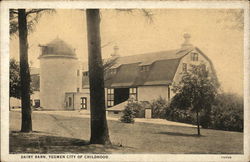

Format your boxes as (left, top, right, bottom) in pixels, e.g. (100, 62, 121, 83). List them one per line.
(82, 47, 208, 88)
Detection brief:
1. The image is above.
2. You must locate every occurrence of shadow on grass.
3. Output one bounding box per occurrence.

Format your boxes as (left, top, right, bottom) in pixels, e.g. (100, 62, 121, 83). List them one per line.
(157, 131, 205, 137)
(10, 131, 134, 154)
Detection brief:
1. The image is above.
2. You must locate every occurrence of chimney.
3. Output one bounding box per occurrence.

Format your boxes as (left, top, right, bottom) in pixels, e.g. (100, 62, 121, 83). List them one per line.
(111, 45, 120, 57)
(181, 33, 193, 50)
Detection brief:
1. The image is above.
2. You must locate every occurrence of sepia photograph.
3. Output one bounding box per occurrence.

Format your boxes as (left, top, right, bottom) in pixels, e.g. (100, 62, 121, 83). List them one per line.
(1, 1, 250, 162)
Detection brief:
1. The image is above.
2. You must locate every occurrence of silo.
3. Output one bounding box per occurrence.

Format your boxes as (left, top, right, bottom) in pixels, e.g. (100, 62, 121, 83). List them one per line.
(38, 38, 78, 110)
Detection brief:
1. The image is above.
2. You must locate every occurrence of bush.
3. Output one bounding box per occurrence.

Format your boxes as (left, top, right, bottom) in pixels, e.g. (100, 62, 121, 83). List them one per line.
(120, 102, 136, 123)
(165, 106, 196, 125)
(150, 97, 169, 119)
(209, 93, 243, 132)
(166, 93, 243, 132)
(131, 102, 145, 118)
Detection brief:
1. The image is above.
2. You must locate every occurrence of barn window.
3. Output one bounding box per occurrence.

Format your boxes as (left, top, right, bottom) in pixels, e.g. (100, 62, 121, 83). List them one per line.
(109, 68, 117, 75)
(191, 53, 199, 61)
(140, 65, 149, 72)
(83, 72, 88, 76)
(81, 97, 87, 109)
(69, 97, 72, 107)
(129, 88, 137, 100)
(34, 99, 40, 108)
(201, 64, 206, 72)
(107, 88, 114, 107)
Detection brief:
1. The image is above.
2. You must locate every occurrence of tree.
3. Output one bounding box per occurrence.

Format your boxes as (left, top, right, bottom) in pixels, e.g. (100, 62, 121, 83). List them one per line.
(171, 64, 219, 136)
(17, 9, 32, 132)
(10, 9, 54, 132)
(85, 9, 153, 144)
(120, 103, 135, 123)
(86, 9, 111, 145)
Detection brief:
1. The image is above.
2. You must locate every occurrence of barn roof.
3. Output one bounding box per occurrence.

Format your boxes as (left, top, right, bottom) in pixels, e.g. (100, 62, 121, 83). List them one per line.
(83, 47, 194, 88)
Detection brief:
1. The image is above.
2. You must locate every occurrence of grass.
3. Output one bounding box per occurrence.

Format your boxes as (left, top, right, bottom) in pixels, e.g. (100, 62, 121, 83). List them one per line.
(10, 131, 133, 154)
(10, 111, 243, 154)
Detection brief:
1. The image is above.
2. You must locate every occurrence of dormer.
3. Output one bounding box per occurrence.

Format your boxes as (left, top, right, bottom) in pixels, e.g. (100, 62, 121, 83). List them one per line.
(109, 68, 117, 75)
(140, 65, 150, 72)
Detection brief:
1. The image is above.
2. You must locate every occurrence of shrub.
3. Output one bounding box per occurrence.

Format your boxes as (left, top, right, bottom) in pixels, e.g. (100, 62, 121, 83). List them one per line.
(165, 106, 196, 125)
(130, 102, 145, 118)
(166, 93, 243, 132)
(120, 102, 135, 123)
(209, 93, 243, 132)
(150, 97, 169, 119)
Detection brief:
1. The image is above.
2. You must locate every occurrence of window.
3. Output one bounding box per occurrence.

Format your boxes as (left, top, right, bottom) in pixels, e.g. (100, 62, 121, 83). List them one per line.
(191, 53, 199, 61)
(201, 64, 206, 72)
(140, 65, 149, 72)
(77, 88, 80, 92)
(109, 68, 116, 75)
(34, 99, 40, 108)
(107, 88, 114, 107)
(182, 63, 187, 72)
(81, 97, 87, 109)
(129, 88, 137, 100)
(83, 72, 88, 76)
(69, 97, 72, 107)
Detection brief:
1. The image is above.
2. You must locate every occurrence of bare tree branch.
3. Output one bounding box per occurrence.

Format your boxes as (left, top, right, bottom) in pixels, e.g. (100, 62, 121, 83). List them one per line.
(101, 41, 115, 48)
(25, 9, 53, 16)
(115, 9, 154, 24)
(10, 9, 55, 36)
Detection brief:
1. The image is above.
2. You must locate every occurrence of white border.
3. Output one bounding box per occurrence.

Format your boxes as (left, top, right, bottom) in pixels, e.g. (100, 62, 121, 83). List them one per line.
(1, 1, 249, 162)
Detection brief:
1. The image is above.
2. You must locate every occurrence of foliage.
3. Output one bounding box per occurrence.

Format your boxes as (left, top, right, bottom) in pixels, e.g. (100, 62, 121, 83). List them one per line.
(10, 9, 55, 36)
(209, 93, 243, 132)
(10, 58, 21, 99)
(165, 92, 243, 132)
(165, 106, 196, 124)
(9, 58, 34, 99)
(217, 9, 244, 31)
(120, 102, 136, 123)
(133, 101, 147, 118)
(171, 63, 218, 112)
(171, 63, 219, 135)
(150, 97, 169, 119)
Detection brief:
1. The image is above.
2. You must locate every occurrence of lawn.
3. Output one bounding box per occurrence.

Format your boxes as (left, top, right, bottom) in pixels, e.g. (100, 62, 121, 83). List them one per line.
(9, 111, 243, 154)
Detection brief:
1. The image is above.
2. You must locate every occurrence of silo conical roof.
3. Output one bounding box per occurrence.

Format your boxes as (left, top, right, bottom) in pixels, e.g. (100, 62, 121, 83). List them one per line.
(39, 38, 77, 59)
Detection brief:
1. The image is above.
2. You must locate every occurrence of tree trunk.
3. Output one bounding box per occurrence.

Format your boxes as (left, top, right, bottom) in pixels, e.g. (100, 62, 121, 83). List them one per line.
(18, 9, 32, 132)
(86, 9, 111, 145)
(196, 110, 201, 136)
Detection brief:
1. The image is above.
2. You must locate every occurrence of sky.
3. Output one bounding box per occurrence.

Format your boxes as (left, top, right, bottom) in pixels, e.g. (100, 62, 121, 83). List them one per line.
(10, 9, 244, 95)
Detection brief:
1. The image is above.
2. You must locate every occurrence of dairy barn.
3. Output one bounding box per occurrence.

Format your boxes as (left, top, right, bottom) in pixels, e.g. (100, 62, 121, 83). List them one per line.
(11, 34, 217, 118)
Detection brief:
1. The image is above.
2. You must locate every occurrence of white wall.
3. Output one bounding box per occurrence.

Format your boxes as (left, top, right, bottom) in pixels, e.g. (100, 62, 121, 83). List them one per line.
(173, 49, 212, 84)
(40, 57, 78, 110)
(9, 97, 21, 108)
(74, 93, 90, 110)
(138, 85, 170, 102)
